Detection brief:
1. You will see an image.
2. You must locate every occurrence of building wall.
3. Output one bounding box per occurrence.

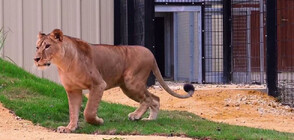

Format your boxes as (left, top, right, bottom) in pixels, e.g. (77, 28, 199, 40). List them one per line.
(0, 0, 114, 83)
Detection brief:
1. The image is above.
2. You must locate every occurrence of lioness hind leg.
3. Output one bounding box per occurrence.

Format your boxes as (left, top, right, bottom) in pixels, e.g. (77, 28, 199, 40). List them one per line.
(142, 93, 160, 121)
(121, 69, 154, 121)
(120, 86, 152, 121)
(128, 97, 151, 121)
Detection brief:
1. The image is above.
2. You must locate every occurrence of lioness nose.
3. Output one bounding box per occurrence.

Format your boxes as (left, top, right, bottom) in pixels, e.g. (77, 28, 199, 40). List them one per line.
(34, 57, 41, 62)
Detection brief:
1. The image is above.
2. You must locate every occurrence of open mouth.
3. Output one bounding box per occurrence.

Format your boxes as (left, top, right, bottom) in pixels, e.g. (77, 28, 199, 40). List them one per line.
(37, 63, 51, 67)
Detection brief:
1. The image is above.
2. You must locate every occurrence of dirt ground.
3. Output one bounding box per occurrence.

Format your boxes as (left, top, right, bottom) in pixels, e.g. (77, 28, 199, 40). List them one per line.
(101, 84, 294, 133)
(1, 83, 294, 139)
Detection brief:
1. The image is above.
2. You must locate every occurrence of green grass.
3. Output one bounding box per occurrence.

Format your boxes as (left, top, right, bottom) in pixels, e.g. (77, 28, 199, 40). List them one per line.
(0, 58, 294, 139)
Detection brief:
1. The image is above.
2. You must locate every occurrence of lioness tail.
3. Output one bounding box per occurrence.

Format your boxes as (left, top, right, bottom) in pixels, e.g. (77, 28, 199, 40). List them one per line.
(152, 60, 195, 98)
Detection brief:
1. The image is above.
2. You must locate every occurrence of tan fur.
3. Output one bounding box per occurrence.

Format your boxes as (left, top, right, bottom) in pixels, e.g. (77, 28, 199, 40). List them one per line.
(34, 29, 193, 133)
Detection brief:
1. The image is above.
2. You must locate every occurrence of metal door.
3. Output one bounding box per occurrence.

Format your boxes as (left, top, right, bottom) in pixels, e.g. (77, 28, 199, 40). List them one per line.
(155, 5, 202, 83)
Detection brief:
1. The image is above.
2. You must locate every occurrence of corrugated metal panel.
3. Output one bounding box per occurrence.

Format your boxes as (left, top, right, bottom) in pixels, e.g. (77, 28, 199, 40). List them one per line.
(100, 0, 114, 44)
(176, 11, 201, 82)
(81, 0, 100, 43)
(42, 0, 62, 83)
(23, 0, 42, 78)
(193, 12, 200, 82)
(0, 0, 3, 58)
(62, 0, 81, 37)
(177, 12, 191, 80)
(42, 0, 62, 33)
(3, 0, 23, 67)
(0, 0, 114, 83)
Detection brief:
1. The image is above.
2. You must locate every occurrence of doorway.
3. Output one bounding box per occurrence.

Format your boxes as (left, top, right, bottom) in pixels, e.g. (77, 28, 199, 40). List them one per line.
(154, 17, 166, 77)
(155, 5, 202, 83)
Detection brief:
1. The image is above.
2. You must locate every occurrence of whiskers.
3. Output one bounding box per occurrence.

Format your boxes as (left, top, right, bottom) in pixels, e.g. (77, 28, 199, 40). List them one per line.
(31, 64, 43, 77)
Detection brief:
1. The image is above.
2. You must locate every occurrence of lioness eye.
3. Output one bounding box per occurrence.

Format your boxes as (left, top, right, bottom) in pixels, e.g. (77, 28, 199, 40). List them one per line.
(36, 46, 39, 50)
(45, 44, 51, 49)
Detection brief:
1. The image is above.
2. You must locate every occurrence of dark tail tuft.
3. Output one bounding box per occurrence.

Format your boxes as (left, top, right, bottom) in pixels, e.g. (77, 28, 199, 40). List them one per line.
(183, 84, 195, 93)
(183, 84, 195, 97)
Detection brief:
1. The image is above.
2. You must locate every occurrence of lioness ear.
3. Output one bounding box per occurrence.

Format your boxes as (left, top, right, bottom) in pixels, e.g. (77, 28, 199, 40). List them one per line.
(50, 29, 63, 42)
(38, 32, 46, 39)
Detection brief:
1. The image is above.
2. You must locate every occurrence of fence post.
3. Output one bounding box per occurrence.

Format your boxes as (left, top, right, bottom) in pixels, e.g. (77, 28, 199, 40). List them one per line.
(127, 0, 134, 45)
(145, 0, 155, 86)
(114, 0, 121, 45)
(223, 0, 232, 83)
(259, 0, 265, 84)
(266, 0, 279, 97)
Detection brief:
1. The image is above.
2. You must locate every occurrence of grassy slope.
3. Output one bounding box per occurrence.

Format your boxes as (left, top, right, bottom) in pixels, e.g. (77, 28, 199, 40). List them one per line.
(0, 58, 293, 139)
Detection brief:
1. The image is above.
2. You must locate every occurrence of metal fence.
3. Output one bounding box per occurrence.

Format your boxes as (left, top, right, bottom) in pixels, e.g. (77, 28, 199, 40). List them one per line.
(203, 0, 224, 83)
(231, 0, 266, 84)
(202, 0, 294, 106)
(202, 0, 266, 84)
(151, 0, 267, 84)
(153, 0, 225, 84)
(276, 0, 294, 106)
(229, 0, 294, 106)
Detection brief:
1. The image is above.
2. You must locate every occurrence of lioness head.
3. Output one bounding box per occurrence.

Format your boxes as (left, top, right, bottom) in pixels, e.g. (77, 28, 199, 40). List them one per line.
(34, 29, 64, 70)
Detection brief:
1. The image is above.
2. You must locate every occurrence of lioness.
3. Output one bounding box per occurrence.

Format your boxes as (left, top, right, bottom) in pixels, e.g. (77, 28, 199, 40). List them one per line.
(34, 29, 194, 133)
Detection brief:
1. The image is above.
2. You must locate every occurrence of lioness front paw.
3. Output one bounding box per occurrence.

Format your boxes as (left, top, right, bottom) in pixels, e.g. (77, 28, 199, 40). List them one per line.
(128, 112, 141, 121)
(95, 117, 104, 125)
(57, 126, 72, 133)
(85, 116, 104, 125)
